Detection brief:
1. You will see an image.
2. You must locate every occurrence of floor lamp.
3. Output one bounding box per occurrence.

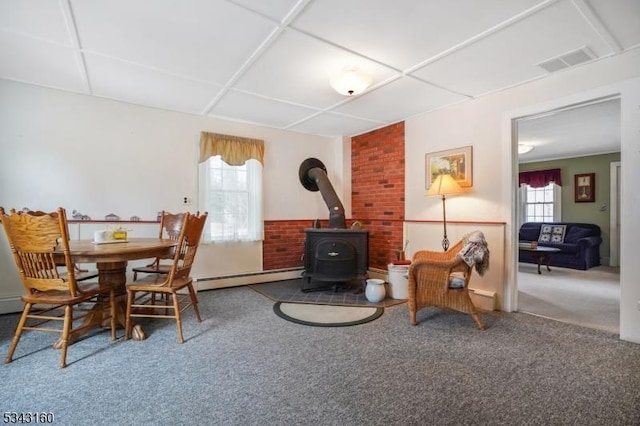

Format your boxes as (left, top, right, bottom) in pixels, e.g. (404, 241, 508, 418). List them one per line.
(427, 173, 465, 251)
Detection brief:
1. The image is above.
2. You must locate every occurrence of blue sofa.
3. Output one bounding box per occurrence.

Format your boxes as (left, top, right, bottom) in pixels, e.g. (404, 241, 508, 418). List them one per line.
(518, 222, 602, 270)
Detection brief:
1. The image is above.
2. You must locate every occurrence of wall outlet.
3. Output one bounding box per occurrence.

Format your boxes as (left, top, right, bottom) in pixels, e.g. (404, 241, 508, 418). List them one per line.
(183, 197, 192, 205)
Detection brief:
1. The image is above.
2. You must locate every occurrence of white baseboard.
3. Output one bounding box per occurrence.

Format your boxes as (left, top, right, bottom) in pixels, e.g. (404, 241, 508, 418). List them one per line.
(195, 268, 304, 291)
(0, 296, 25, 315)
(194, 268, 389, 291)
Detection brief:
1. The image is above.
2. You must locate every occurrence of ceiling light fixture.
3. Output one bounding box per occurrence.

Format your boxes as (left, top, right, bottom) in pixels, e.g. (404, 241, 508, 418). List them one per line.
(330, 67, 372, 96)
(518, 143, 534, 154)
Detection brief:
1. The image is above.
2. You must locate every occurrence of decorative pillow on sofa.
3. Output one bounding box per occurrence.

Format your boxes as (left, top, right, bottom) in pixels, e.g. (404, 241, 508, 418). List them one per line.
(538, 224, 566, 243)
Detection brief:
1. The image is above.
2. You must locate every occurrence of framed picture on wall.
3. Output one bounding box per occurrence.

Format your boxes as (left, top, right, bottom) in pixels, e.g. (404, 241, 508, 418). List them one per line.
(575, 173, 595, 202)
(425, 145, 473, 189)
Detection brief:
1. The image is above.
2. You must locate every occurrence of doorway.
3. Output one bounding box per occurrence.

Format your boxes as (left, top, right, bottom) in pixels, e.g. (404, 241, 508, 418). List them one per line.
(514, 97, 621, 333)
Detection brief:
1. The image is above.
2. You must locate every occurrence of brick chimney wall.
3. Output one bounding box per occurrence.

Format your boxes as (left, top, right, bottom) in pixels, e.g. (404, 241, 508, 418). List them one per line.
(262, 220, 308, 270)
(352, 122, 405, 269)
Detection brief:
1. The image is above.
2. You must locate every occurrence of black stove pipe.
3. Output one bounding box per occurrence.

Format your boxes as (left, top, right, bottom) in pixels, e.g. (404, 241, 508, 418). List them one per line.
(299, 158, 347, 229)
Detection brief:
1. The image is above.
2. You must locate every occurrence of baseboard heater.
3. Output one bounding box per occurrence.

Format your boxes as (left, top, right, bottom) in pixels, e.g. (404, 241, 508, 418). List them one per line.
(195, 268, 304, 291)
(469, 288, 496, 311)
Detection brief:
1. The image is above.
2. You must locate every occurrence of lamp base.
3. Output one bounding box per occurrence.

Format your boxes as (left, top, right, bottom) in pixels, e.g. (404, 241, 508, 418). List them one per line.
(442, 236, 450, 252)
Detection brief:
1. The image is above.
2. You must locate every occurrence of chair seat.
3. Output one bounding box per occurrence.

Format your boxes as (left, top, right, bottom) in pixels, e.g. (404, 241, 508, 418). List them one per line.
(448, 272, 466, 289)
(21, 282, 103, 304)
(128, 275, 193, 292)
(131, 264, 172, 274)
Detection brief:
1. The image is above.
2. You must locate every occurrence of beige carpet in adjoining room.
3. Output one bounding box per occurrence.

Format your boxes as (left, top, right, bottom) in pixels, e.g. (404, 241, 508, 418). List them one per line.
(517, 264, 620, 334)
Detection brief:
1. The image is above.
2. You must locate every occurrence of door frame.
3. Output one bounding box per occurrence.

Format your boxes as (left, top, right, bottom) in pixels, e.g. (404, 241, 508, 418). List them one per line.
(503, 91, 621, 313)
(610, 161, 621, 267)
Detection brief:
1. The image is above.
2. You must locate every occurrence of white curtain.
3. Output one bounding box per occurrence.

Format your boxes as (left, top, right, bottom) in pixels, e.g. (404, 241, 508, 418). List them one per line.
(198, 156, 263, 243)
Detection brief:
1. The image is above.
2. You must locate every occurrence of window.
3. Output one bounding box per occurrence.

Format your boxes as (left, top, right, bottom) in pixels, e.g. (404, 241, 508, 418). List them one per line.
(521, 183, 561, 223)
(199, 155, 263, 242)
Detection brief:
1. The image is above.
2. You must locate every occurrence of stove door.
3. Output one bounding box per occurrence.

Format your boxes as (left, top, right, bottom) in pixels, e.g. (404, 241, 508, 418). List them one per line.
(314, 239, 356, 277)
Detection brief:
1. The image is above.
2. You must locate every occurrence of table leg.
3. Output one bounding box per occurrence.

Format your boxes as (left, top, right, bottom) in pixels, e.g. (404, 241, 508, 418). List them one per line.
(544, 254, 552, 272)
(96, 261, 146, 341)
(54, 261, 146, 348)
(530, 253, 542, 274)
(530, 252, 552, 274)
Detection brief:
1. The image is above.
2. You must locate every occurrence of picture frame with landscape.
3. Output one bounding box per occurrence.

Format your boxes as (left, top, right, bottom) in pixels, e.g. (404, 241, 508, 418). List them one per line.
(425, 145, 473, 190)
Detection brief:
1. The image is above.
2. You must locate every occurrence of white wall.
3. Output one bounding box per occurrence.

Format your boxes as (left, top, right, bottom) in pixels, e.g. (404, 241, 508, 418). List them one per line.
(405, 48, 640, 343)
(0, 80, 344, 312)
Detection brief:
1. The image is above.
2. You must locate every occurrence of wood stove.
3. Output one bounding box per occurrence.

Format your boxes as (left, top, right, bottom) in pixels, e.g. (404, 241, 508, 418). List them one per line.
(298, 157, 369, 292)
(302, 228, 369, 291)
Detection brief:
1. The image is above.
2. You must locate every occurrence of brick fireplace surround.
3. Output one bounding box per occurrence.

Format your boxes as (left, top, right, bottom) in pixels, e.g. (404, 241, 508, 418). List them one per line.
(263, 122, 405, 272)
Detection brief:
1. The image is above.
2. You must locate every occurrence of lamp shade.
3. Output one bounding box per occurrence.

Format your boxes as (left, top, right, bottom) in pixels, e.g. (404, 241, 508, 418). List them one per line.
(330, 68, 372, 96)
(427, 173, 464, 196)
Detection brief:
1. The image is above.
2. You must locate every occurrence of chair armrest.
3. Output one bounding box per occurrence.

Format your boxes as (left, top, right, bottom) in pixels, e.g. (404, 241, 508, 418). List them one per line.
(409, 258, 465, 292)
(137, 258, 161, 268)
(410, 256, 461, 269)
(577, 236, 602, 250)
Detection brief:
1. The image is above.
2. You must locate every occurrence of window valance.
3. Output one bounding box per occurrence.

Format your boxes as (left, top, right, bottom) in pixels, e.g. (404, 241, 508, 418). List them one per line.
(199, 132, 264, 166)
(519, 168, 562, 188)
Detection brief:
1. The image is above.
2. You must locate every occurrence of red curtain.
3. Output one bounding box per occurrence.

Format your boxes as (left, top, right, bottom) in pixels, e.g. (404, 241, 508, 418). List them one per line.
(519, 168, 562, 188)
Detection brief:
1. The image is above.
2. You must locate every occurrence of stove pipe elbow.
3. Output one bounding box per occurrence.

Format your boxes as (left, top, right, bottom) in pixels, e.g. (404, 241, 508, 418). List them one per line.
(299, 158, 347, 229)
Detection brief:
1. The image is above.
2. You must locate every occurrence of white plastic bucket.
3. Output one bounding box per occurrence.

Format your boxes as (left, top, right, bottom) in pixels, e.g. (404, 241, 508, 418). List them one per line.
(387, 264, 409, 300)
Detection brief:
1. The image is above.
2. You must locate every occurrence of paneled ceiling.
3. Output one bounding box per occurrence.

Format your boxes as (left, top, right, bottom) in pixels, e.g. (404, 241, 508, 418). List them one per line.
(517, 97, 621, 163)
(1, 0, 638, 153)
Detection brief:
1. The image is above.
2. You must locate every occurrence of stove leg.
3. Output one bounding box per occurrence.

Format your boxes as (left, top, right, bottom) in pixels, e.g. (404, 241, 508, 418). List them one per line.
(301, 276, 334, 293)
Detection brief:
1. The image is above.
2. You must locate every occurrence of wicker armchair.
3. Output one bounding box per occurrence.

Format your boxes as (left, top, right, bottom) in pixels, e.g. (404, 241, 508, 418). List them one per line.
(407, 239, 485, 330)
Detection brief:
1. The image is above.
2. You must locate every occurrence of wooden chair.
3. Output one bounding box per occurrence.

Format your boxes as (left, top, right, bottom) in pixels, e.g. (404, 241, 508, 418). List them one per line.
(131, 211, 186, 280)
(0, 207, 116, 368)
(25, 210, 98, 282)
(125, 212, 208, 343)
(407, 239, 485, 330)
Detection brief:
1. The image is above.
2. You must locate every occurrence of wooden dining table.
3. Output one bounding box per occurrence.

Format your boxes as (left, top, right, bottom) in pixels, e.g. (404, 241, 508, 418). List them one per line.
(57, 237, 177, 342)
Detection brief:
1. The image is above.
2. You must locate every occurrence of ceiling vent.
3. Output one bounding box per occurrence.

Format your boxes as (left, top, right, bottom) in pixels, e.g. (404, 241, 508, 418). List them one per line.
(537, 47, 596, 73)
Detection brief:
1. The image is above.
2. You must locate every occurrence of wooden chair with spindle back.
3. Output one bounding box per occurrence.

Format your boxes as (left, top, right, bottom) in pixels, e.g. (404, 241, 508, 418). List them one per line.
(25, 210, 98, 282)
(131, 211, 186, 281)
(125, 212, 208, 343)
(0, 207, 116, 368)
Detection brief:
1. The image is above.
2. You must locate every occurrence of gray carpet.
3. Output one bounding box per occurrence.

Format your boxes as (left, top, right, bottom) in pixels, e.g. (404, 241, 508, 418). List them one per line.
(1, 285, 639, 426)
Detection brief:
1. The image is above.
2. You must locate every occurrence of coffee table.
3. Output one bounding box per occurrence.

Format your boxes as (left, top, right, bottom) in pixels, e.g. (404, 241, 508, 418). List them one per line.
(519, 245, 561, 274)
